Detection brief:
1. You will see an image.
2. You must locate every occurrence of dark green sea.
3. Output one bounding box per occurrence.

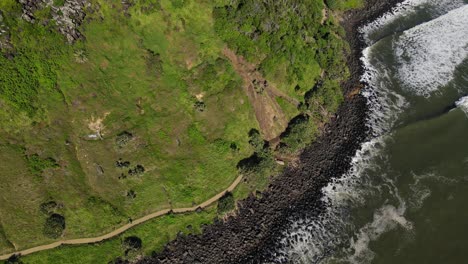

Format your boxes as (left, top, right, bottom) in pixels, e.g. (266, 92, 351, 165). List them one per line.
(277, 1, 468, 263)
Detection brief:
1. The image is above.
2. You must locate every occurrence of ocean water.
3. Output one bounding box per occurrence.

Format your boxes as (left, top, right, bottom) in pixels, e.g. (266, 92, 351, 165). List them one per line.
(275, 1, 468, 263)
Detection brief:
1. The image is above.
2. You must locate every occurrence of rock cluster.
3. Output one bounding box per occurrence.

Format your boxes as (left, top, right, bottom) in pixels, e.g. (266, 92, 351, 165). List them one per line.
(18, 0, 89, 43)
(121, 0, 133, 17)
(51, 0, 89, 43)
(0, 11, 12, 52)
(17, 0, 44, 23)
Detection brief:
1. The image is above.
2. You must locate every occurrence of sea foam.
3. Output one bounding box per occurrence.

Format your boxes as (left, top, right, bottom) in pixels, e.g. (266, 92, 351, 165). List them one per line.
(360, 0, 465, 45)
(346, 203, 412, 264)
(456, 96, 468, 116)
(394, 5, 468, 96)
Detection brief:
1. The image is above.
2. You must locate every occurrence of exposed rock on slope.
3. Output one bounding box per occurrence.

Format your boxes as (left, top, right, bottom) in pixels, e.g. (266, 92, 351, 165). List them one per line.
(0, 11, 12, 51)
(18, 0, 89, 43)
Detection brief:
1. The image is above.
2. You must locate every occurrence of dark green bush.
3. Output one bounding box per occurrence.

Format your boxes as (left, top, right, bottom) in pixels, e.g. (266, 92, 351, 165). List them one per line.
(122, 236, 142, 251)
(213, 0, 350, 158)
(213, 0, 324, 88)
(325, 0, 339, 9)
(5, 254, 23, 264)
(128, 165, 145, 176)
(248, 129, 269, 157)
(126, 190, 137, 199)
(43, 213, 65, 238)
(237, 129, 275, 174)
(0, 27, 62, 120)
(0, 53, 41, 117)
(217, 192, 235, 214)
(116, 159, 131, 168)
(279, 115, 318, 152)
(25, 154, 59, 176)
(194, 101, 206, 112)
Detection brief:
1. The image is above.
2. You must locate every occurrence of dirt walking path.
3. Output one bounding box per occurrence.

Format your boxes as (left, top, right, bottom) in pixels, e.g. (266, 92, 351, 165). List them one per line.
(0, 175, 243, 261)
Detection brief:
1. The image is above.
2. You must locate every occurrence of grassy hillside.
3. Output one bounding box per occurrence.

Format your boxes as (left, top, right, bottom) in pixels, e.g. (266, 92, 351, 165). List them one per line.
(0, 0, 361, 262)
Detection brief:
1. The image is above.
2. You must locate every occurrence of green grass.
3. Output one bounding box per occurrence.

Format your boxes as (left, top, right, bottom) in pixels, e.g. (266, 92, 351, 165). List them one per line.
(0, 0, 256, 253)
(325, 0, 364, 10)
(25, 154, 59, 176)
(21, 207, 217, 264)
(0, 0, 357, 261)
(276, 97, 300, 119)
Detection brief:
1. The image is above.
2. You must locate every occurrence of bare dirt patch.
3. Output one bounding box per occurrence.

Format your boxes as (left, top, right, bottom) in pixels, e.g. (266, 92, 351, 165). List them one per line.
(87, 112, 110, 139)
(222, 48, 293, 141)
(195, 92, 205, 101)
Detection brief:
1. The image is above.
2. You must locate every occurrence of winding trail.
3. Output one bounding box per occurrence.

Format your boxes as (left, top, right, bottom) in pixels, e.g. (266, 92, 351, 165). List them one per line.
(0, 175, 243, 261)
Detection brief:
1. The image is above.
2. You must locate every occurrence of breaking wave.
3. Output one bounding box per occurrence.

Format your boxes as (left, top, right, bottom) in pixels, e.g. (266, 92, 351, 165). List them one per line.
(360, 0, 465, 45)
(394, 5, 468, 96)
(456, 96, 468, 116)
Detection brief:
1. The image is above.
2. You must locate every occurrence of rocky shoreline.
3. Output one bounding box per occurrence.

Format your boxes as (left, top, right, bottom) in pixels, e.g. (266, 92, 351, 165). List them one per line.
(137, 1, 403, 263)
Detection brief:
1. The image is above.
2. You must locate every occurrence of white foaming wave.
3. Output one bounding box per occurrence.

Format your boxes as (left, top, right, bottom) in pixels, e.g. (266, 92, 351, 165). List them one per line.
(407, 172, 435, 210)
(408, 182, 431, 211)
(341, 166, 413, 264)
(408, 171, 458, 210)
(394, 5, 468, 96)
(331, 174, 413, 264)
(275, 138, 386, 263)
(276, 134, 399, 263)
(361, 46, 408, 137)
(456, 96, 468, 116)
(359, 0, 465, 45)
(346, 203, 412, 264)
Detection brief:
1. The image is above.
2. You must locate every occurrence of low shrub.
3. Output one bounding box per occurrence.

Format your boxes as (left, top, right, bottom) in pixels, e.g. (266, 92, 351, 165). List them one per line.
(115, 131, 133, 148)
(43, 213, 65, 238)
(5, 254, 23, 264)
(128, 165, 145, 176)
(217, 192, 235, 214)
(122, 236, 142, 251)
(25, 154, 59, 176)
